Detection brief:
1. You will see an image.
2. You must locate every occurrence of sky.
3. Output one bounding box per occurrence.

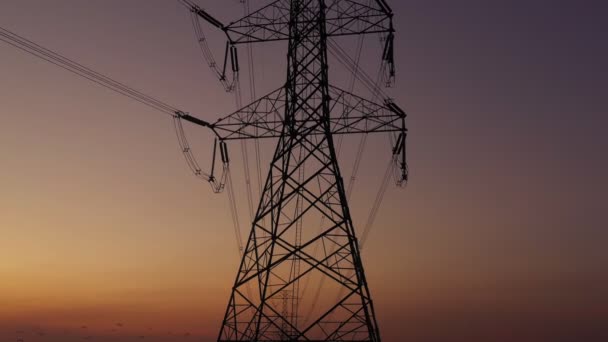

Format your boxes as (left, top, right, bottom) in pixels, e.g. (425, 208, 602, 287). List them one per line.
(1, 0, 607, 341)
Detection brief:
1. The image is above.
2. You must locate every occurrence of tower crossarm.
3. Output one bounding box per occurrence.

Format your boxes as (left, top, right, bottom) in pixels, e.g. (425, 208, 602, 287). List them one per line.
(180, 86, 288, 140)
(176, 84, 408, 184)
(328, 85, 405, 136)
(190, 0, 393, 45)
(179, 85, 406, 141)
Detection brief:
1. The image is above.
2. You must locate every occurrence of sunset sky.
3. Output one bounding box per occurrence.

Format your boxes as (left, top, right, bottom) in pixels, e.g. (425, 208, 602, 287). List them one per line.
(1, 0, 607, 341)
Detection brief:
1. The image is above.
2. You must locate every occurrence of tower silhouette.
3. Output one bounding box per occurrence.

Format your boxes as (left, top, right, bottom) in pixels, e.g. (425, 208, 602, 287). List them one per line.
(178, 0, 407, 340)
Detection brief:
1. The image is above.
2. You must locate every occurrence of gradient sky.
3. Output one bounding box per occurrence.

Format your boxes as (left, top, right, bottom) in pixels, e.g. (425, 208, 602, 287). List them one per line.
(1, 0, 607, 341)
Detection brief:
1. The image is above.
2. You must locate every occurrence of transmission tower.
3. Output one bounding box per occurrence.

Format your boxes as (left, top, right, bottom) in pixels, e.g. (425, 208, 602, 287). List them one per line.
(177, 0, 407, 341)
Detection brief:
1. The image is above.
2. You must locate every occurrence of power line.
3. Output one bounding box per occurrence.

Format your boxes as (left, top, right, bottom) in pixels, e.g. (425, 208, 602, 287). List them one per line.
(0, 25, 180, 117)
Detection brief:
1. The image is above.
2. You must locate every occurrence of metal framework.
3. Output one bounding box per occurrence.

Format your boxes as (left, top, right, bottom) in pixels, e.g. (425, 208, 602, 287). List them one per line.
(179, 0, 407, 341)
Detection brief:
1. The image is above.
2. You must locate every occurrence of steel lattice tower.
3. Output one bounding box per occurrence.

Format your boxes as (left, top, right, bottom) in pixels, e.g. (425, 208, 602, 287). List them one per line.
(178, 0, 407, 340)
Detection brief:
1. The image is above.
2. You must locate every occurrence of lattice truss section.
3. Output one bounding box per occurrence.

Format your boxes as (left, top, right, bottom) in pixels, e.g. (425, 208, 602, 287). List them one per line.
(224, 0, 393, 44)
(208, 85, 405, 141)
(220, 129, 378, 341)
